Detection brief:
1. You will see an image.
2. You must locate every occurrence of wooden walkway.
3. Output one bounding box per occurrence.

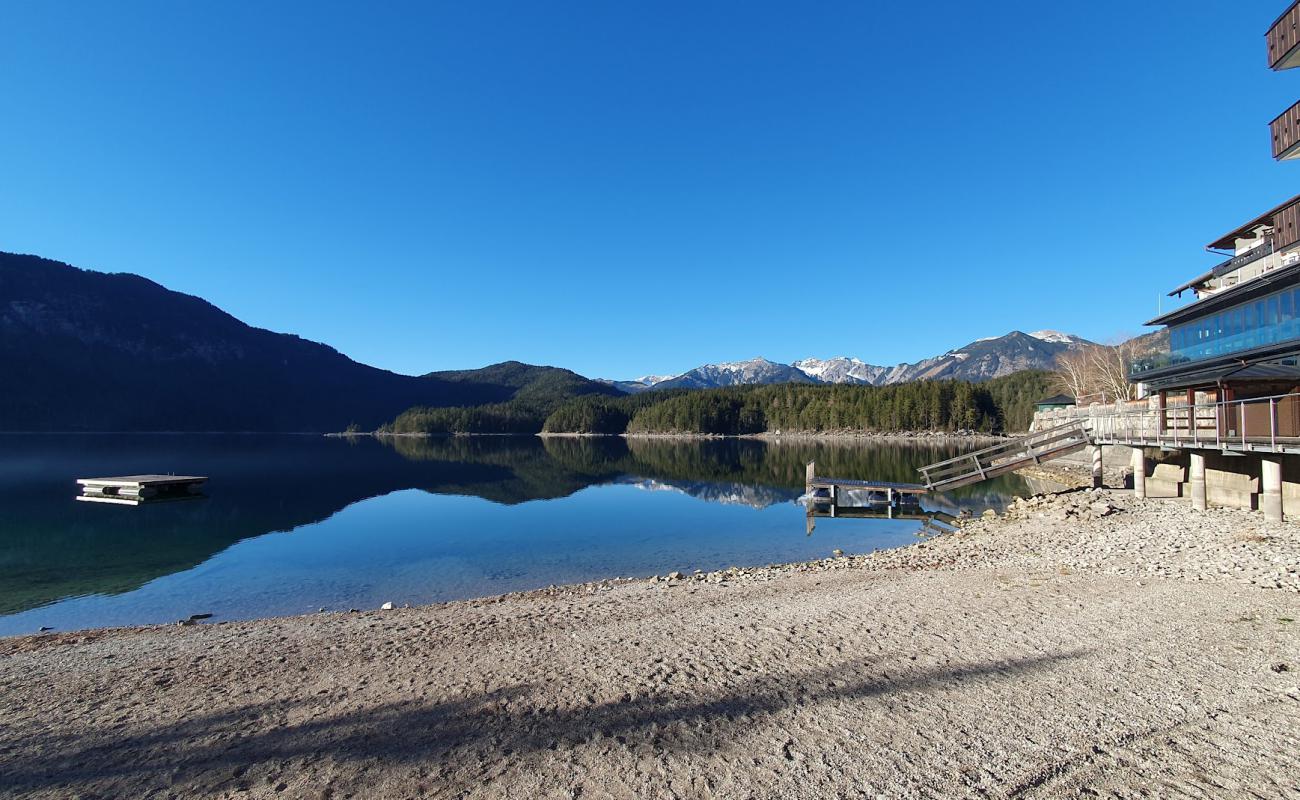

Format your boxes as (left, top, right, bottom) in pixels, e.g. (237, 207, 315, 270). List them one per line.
(916, 421, 1091, 491)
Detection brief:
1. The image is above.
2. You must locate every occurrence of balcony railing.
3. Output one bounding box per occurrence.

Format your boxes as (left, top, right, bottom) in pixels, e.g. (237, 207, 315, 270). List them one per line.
(1211, 238, 1274, 276)
(1269, 2, 1300, 70)
(1273, 100, 1300, 160)
(1041, 392, 1300, 452)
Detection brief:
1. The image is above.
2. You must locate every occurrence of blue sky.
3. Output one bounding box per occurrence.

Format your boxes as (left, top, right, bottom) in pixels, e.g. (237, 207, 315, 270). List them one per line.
(2, 1, 1297, 379)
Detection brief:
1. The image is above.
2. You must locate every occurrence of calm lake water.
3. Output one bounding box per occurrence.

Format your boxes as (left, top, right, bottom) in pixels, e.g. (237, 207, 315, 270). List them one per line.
(0, 434, 1040, 636)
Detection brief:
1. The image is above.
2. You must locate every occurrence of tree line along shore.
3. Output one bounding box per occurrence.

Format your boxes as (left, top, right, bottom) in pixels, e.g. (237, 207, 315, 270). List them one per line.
(376, 370, 1054, 438)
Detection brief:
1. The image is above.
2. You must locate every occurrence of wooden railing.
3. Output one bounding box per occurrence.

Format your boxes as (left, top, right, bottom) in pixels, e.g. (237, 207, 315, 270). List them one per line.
(1083, 391, 1300, 452)
(918, 421, 1091, 491)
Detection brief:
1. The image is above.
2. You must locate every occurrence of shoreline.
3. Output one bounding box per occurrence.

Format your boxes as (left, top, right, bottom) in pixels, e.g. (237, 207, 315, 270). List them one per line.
(354, 430, 1013, 443)
(5, 487, 1296, 797)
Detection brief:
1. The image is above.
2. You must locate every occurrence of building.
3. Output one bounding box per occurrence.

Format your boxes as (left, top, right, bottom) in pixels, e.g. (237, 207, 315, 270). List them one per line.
(1034, 394, 1075, 413)
(1085, 3, 1300, 521)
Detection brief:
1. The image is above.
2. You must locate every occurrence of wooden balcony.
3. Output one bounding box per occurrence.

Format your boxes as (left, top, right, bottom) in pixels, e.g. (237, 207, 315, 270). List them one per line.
(1268, 2, 1300, 70)
(1272, 100, 1300, 160)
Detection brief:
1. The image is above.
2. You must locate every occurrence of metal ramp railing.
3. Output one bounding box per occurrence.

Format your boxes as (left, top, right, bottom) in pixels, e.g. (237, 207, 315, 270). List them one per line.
(917, 421, 1092, 491)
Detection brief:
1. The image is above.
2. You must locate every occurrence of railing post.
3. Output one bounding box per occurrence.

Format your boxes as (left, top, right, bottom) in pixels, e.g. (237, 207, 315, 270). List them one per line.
(1240, 402, 1246, 449)
(1271, 398, 1278, 450)
(1216, 397, 1221, 448)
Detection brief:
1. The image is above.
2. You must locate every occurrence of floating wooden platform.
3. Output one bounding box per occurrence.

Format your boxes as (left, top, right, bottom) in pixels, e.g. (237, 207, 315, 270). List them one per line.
(76, 475, 207, 504)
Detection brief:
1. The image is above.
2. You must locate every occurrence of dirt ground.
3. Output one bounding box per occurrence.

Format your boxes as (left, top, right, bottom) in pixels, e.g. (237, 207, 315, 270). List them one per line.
(1, 490, 1298, 799)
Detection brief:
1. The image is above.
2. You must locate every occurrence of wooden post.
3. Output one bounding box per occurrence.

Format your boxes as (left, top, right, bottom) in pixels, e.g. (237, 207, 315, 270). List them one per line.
(1189, 452, 1207, 511)
(805, 461, 815, 495)
(1157, 390, 1167, 435)
(1131, 447, 1147, 499)
(1261, 455, 1283, 522)
(1090, 445, 1104, 489)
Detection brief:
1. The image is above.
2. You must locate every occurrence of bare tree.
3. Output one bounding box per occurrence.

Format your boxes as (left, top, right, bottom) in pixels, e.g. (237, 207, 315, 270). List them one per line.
(1088, 340, 1136, 403)
(1053, 347, 1092, 403)
(1053, 337, 1139, 405)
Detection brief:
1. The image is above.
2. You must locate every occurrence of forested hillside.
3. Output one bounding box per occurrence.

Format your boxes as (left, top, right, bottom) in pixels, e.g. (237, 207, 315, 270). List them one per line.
(541, 371, 1053, 436)
(380, 363, 623, 434)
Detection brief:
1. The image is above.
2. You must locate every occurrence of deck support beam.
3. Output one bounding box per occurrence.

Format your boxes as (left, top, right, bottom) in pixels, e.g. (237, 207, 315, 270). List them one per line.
(1261, 455, 1284, 522)
(1090, 445, 1104, 489)
(1189, 452, 1207, 511)
(1131, 448, 1147, 499)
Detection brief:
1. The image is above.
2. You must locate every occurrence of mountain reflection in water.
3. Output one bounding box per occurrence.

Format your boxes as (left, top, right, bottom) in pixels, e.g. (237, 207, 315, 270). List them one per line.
(0, 434, 1036, 634)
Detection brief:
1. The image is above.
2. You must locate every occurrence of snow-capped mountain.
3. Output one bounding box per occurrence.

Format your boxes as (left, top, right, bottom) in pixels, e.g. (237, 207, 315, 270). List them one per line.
(608, 331, 1094, 391)
(654, 357, 815, 390)
(791, 357, 889, 385)
(1027, 330, 1088, 345)
(876, 330, 1089, 384)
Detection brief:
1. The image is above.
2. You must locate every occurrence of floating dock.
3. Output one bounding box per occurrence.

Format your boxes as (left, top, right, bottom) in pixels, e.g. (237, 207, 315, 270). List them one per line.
(76, 475, 208, 506)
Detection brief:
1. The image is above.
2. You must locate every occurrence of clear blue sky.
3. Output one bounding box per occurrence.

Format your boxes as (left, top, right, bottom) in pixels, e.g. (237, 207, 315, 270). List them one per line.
(2, 1, 1296, 379)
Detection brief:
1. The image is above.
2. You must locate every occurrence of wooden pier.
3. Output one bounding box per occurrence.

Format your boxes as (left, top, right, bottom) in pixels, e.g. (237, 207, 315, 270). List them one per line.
(803, 461, 955, 535)
(805, 461, 928, 504)
(76, 475, 207, 506)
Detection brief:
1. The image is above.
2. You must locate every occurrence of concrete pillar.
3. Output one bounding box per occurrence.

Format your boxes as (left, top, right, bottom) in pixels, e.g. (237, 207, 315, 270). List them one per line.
(1261, 456, 1283, 522)
(1189, 452, 1207, 511)
(1090, 445, 1104, 489)
(1131, 448, 1147, 499)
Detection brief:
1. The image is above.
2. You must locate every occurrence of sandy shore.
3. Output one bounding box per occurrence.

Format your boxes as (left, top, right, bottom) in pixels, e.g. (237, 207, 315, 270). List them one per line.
(2, 490, 1298, 798)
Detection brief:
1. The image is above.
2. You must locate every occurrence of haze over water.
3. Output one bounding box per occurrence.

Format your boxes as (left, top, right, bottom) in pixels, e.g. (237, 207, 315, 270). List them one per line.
(0, 434, 1035, 636)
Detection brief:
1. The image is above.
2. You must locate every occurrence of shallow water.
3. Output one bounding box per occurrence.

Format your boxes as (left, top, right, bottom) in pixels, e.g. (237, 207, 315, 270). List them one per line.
(0, 434, 1033, 635)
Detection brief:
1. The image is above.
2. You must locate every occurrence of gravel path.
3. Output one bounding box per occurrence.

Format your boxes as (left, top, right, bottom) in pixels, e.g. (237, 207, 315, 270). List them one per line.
(1, 489, 1297, 799)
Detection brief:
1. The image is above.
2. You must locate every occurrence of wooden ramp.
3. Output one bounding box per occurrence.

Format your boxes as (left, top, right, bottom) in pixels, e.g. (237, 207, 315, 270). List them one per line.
(917, 421, 1091, 491)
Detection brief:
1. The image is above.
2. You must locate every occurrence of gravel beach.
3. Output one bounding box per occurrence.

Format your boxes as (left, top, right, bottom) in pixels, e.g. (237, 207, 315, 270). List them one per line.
(1, 487, 1297, 799)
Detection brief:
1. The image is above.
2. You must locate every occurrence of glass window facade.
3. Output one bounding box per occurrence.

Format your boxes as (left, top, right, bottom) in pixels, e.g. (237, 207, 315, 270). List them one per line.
(1167, 284, 1300, 364)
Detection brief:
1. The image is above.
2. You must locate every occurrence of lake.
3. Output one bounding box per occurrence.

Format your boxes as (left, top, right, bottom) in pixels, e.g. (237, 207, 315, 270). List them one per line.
(0, 434, 1042, 636)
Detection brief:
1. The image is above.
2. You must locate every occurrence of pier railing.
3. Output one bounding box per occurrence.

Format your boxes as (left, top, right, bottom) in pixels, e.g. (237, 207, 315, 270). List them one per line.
(917, 420, 1091, 491)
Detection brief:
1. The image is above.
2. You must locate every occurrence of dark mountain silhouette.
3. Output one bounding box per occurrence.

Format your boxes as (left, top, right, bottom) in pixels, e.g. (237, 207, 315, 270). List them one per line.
(0, 252, 615, 431)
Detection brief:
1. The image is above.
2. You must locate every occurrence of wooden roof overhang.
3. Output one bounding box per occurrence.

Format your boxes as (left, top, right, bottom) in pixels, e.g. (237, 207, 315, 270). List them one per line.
(1206, 192, 1300, 252)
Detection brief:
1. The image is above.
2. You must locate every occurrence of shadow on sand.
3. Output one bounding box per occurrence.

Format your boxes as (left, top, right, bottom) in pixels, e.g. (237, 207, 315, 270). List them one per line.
(2, 649, 1087, 795)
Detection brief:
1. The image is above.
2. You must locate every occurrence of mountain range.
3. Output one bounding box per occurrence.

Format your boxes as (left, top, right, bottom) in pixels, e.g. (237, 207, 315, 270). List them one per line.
(1, 250, 1092, 432)
(0, 252, 614, 432)
(604, 330, 1093, 392)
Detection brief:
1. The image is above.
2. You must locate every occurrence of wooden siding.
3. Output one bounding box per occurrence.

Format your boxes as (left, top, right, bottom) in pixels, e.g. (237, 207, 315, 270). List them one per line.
(1277, 199, 1300, 250)
(1269, 2, 1300, 70)
(1273, 100, 1300, 159)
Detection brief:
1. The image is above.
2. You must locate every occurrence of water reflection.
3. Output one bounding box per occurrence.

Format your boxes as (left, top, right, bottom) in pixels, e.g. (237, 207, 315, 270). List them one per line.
(0, 434, 1037, 632)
